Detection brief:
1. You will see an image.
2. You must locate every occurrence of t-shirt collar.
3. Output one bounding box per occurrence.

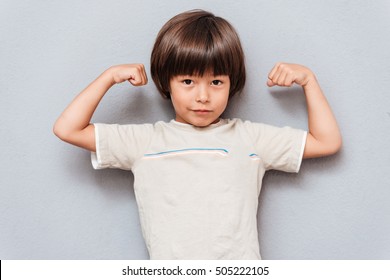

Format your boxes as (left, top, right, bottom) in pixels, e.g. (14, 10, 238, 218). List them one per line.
(170, 119, 226, 131)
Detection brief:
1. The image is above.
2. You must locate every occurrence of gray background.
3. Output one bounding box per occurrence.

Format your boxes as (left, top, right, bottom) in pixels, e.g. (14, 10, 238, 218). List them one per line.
(1, 0, 389, 259)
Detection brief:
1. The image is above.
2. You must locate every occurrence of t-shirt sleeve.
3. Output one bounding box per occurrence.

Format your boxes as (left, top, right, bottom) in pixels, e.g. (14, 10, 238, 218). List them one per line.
(243, 121, 307, 173)
(91, 123, 154, 170)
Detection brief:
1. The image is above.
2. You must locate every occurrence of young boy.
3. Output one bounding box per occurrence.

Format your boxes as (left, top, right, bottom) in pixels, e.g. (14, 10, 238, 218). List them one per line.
(53, 10, 341, 259)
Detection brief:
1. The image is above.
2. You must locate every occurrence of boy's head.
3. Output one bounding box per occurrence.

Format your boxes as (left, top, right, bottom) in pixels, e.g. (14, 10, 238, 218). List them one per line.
(151, 9, 246, 99)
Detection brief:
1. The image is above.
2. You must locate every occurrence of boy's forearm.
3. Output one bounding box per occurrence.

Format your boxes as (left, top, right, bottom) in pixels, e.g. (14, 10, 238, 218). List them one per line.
(54, 63, 147, 151)
(53, 68, 115, 142)
(303, 75, 342, 158)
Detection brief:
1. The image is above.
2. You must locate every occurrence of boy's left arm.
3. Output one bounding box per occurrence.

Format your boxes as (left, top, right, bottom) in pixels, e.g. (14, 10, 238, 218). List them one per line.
(267, 63, 342, 159)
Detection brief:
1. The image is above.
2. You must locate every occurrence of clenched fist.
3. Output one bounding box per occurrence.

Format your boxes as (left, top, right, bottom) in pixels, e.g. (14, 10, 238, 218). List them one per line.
(110, 64, 148, 86)
(267, 63, 315, 88)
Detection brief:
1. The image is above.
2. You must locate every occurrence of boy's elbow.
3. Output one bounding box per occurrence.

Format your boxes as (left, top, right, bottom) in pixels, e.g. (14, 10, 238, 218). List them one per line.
(53, 126, 64, 141)
(329, 139, 342, 155)
(53, 121, 69, 142)
(53, 121, 61, 138)
(305, 133, 342, 159)
(325, 134, 342, 156)
(52, 122, 96, 152)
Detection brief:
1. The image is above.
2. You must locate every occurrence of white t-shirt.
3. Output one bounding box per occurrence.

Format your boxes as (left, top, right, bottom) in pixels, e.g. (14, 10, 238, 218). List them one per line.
(91, 118, 307, 259)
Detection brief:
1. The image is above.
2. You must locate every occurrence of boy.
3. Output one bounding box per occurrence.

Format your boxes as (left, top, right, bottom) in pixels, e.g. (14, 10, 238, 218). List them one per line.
(53, 10, 341, 259)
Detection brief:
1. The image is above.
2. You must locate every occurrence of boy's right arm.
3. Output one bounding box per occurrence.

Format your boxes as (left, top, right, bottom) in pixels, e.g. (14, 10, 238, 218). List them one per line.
(53, 64, 148, 152)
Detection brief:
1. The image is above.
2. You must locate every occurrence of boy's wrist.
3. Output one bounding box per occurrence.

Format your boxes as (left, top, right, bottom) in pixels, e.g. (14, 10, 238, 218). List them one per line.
(302, 72, 318, 89)
(99, 67, 117, 88)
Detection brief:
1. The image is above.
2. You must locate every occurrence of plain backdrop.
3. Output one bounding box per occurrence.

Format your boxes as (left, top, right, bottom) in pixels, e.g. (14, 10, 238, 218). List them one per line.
(1, 0, 389, 259)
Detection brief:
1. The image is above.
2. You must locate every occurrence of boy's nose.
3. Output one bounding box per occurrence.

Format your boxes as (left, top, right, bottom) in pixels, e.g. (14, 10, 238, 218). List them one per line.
(196, 86, 209, 103)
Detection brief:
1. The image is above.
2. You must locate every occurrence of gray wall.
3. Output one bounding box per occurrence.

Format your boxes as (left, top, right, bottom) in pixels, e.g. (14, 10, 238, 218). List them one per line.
(1, 0, 389, 259)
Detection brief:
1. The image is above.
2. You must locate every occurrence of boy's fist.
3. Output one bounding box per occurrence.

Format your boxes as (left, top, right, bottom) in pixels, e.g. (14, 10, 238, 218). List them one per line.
(267, 63, 314, 87)
(111, 64, 148, 86)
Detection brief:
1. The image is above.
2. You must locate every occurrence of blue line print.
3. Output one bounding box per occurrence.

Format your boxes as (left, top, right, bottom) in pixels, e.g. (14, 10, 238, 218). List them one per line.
(249, 153, 260, 160)
(144, 148, 229, 157)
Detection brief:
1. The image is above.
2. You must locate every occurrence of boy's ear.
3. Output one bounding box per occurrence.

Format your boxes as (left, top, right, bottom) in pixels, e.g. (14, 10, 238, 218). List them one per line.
(167, 85, 172, 98)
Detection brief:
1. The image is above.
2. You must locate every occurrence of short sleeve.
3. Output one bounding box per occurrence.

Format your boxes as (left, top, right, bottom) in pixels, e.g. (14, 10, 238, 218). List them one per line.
(91, 123, 154, 170)
(243, 121, 307, 173)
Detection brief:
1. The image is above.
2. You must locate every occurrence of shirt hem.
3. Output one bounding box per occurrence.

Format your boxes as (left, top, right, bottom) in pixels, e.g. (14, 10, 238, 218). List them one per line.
(295, 131, 307, 173)
(91, 124, 102, 169)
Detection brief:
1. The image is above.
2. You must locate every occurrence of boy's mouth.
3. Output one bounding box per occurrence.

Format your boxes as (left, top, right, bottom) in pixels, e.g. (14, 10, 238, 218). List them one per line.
(192, 109, 212, 113)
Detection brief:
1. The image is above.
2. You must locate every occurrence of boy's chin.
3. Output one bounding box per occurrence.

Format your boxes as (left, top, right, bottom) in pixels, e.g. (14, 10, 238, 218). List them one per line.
(176, 116, 220, 127)
(191, 118, 220, 127)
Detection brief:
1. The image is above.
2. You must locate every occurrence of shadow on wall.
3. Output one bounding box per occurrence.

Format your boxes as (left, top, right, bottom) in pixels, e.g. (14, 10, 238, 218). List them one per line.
(62, 147, 136, 201)
(268, 86, 308, 116)
(262, 151, 344, 190)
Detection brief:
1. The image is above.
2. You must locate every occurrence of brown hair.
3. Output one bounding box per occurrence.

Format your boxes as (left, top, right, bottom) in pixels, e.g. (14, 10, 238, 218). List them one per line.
(150, 9, 246, 99)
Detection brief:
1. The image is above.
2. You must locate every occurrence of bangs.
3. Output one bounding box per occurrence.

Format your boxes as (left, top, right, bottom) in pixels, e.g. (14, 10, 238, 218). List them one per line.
(169, 21, 232, 77)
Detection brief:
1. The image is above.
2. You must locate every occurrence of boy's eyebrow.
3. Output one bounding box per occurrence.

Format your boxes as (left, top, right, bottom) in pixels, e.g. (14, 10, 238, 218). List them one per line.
(174, 73, 229, 78)
(172, 75, 193, 80)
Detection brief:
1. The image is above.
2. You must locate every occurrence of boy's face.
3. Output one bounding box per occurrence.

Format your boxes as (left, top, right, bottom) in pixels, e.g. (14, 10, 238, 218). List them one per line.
(169, 73, 230, 127)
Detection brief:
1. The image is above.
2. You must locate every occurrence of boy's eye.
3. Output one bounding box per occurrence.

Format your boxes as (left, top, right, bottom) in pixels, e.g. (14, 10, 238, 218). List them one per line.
(211, 80, 222, 86)
(182, 79, 193, 85)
